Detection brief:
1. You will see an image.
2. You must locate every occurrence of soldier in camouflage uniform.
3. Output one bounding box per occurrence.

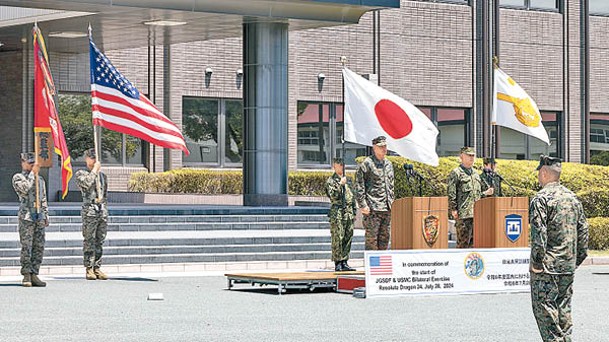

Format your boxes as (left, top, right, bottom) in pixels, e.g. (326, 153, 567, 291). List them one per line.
(75, 148, 109, 280)
(480, 157, 502, 197)
(530, 155, 588, 342)
(447, 147, 493, 248)
(12, 152, 48, 287)
(325, 158, 356, 272)
(355, 136, 394, 250)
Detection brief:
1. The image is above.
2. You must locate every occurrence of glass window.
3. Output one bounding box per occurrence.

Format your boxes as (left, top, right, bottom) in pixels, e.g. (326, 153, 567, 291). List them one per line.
(182, 97, 243, 167)
(590, 0, 609, 15)
(498, 112, 561, 160)
(437, 108, 467, 157)
(297, 102, 331, 165)
(500, 0, 525, 6)
(416, 0, 469, 4)
(182, 98, 219, 165)
(500, 0, 558, 10)
(419, 107, 469, 157)
(529, 0, 557, 10)
(590, 113, 609, 165)
(224, 100, 243, 164)
(58, 93, 143, 166)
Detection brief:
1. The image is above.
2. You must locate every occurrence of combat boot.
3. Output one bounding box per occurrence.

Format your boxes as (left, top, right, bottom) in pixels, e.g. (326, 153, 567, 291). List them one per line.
(31, 274, 47, 287)
(341, 261, 356, 272)
(94, 268, 108, 280)
(334, 261, 343, 272)
(86, 267, 96, 280)
(22, 273, 32, 287)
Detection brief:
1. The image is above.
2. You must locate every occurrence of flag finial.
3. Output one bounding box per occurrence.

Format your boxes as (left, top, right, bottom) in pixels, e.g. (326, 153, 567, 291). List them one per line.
(88, 23, 92, 38)
(340, 56, 347, 68)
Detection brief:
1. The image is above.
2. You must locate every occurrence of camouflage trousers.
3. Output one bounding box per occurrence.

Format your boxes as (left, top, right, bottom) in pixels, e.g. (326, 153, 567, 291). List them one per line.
(364, 210, 391, 250)
(82, 215, 108, 268)
(18, 219, 46, 275)
(531, 272, 574, 342)
(456, 218, 474, 248)
(330, 214, 354, 262)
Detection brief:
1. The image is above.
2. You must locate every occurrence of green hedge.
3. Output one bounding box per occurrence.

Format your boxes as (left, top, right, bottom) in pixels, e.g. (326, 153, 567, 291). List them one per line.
(129, 157, 609, 218)
(129, 169, 346, 197)
(588, 217, 609, 250)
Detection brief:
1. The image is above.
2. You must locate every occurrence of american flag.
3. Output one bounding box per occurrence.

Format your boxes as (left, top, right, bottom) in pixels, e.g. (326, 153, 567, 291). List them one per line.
(89, 39, 189, 155)
(369, 255, 393, 275)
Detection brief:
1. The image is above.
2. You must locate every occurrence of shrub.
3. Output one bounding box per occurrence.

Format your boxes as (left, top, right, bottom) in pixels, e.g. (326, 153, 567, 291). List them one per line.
(577, 188, 609, 218)
(129, 157, 609, 218)
(588, 217, 609, 250)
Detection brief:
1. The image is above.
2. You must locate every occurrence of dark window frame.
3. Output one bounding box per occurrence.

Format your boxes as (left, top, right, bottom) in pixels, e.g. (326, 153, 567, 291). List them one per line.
(181, 96, 243, 168)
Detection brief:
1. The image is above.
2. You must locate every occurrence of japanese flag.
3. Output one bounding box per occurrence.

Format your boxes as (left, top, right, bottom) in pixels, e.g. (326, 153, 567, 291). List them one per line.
(342, 68, 440, 166)
(492, 67, 550, 145)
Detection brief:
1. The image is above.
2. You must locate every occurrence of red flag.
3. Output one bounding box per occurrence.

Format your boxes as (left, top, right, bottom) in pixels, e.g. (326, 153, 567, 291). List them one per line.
(33, 25, 73, 199)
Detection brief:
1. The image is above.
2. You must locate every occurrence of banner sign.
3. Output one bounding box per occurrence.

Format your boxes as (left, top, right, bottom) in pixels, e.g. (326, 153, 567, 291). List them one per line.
(365, 248, 531, 298)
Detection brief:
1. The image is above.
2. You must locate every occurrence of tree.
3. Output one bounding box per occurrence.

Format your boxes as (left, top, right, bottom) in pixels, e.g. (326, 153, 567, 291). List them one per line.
(59, 94, 139, 161)
(591, 151, 609, 166)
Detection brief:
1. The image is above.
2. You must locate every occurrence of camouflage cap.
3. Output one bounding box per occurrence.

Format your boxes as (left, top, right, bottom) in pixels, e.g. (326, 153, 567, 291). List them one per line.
(84, 148, 97, 159)
(460, 147, 476, 155)
(20, 152, 35, 164)
(536, 154, 562, 171)
(332, 157, 344, 164)
(483, 157, 496, 165)
(372, 136, 387, 146)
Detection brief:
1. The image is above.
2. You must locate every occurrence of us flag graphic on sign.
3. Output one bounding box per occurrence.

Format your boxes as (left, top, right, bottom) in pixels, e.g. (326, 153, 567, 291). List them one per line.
(369, 255, 393, 275)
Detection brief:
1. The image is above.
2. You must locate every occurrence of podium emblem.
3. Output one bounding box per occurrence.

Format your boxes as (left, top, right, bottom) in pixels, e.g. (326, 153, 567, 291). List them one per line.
(422, 215, 440, 247)
(464, 252, 485, 280)
(505, 214, 522, 243)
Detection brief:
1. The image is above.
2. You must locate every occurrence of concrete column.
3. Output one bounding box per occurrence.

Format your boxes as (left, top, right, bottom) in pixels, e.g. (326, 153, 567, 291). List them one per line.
(242, 19, 288, 206)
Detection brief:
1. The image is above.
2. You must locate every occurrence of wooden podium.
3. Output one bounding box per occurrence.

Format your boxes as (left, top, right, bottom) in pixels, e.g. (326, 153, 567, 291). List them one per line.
(391, 197, 449, 249)
(473, 197, 529, 248)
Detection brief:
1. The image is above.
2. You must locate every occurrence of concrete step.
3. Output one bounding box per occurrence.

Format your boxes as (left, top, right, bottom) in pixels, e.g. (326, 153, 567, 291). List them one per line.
(0, 214, 330, 225)
(0, 250, 366, 267)
(0, 241, 366, 258)
(0, 229, 365, 248)
(0, 221, 330, 233)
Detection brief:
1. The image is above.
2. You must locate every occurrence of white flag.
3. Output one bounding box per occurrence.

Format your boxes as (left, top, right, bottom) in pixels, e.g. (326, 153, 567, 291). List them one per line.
(342, 68, 440, 166)
(492, 67, 550, 145)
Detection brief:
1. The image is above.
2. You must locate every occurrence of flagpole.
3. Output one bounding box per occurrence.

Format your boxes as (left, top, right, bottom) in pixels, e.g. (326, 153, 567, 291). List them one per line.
(491, 56, 498, 161)
(340, 56, 347, 170)
(89, 23, 103, 203)
(32, 23, 41, 218)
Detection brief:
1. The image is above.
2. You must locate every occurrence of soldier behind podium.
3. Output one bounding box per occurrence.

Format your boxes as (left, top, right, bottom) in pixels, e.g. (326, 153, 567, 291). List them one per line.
(12, 152, 48, 287)
(76, 148, 109, 280)
(325, 158, 356, 272)
(355, 136, 394, 250)
(480, 157, 502, 197)
(447, 147, 493, 248)
(530, 155, 588, 342)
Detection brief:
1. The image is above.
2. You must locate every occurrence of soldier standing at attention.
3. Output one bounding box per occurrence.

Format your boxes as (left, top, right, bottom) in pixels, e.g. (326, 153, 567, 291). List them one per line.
(447, 147, 493, 248)
(12, 152, 48, 287)
(530, 155, 588, 342)
(480, 157, 502, 197)
(325, 158, 356, 272)
(355, 136, 394, 250)
(76, 148, 109, 280)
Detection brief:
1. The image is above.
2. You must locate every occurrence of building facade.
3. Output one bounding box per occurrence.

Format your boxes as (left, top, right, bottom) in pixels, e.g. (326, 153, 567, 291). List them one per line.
(1, 0, 609, 201)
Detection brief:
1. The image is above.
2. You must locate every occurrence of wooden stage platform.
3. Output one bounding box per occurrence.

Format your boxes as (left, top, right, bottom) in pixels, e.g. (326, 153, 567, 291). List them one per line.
(226, 271, 364, 295)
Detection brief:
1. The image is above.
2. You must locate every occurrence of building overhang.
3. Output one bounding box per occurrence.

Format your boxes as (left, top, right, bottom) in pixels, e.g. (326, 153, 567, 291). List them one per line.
(0, 0, 399, 53)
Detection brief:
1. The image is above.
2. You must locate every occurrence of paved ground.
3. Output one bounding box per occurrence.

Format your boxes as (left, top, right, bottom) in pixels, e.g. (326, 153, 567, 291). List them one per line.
(0, 266, 608, 342)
